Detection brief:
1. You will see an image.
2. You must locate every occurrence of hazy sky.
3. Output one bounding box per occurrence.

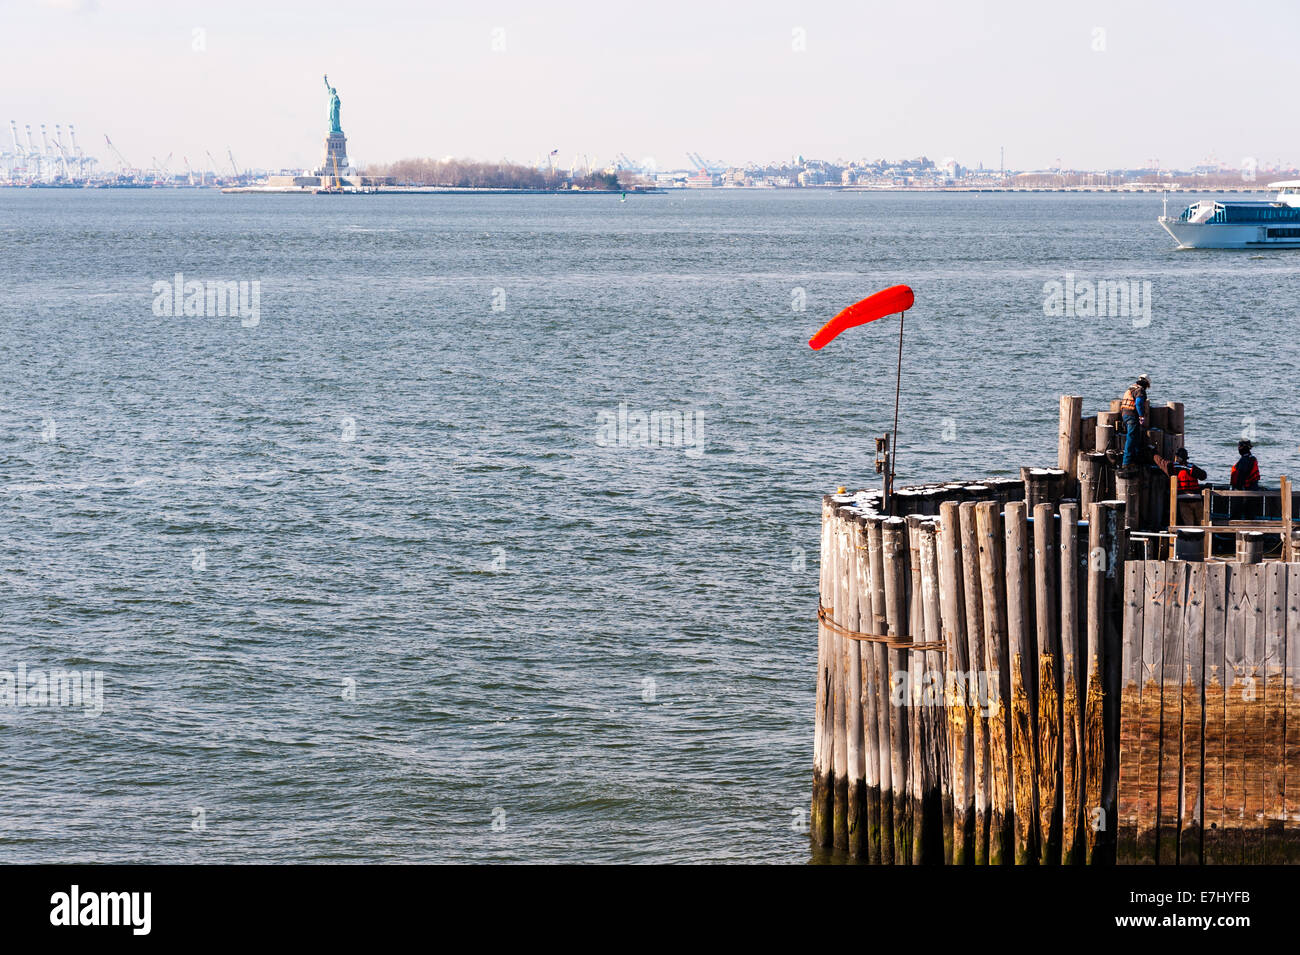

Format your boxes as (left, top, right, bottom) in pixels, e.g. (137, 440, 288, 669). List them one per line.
(2, 0, 1295, 173)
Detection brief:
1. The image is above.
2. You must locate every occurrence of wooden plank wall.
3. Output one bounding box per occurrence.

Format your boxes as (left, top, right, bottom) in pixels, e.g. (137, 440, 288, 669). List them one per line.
(1115, 559, 1300, 863)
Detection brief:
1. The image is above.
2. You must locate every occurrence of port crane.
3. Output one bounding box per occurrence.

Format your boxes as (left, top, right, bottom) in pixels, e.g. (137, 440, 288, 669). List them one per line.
(52, 126, 74, 179)
(25, 126, 42, 179)
(39, 125, 55, 178)
(68, 125, 85, 178)
(9, 121, 26, 177)
(104, 135, 133, 176)
(205, 150, 221, 182)
(687, 151, 724, 175)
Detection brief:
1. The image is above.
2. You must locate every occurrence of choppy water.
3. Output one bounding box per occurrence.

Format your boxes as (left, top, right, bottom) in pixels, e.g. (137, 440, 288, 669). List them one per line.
(0, 188, 1297, 863)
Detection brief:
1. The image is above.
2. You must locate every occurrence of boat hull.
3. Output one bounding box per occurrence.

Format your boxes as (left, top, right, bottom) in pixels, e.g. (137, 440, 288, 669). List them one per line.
(1158, 216, 1300, 249)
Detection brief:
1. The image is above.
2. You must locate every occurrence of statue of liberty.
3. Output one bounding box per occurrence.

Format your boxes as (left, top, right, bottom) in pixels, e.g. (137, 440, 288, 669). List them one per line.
(324, 75, 342, 135)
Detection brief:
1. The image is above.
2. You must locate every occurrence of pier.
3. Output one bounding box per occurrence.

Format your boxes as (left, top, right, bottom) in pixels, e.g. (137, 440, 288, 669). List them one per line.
(813, 395, 1300, 863)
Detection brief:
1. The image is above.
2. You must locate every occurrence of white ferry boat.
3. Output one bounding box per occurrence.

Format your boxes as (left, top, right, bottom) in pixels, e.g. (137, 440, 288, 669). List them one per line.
(1159, 181, 1300, 248)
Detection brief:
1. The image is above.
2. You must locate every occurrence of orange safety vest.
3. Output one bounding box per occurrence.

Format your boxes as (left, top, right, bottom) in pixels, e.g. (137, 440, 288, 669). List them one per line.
(1120, 385, 1143, 414)
(1175, 464, 1199, 492)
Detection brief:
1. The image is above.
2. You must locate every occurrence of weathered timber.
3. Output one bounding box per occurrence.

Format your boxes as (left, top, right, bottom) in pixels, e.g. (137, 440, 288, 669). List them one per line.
(959, 502, 991, 864)
(920, 523, 949, 863)
(1117, 559, 1144, 864)
(939, 502, 973, 864)
(844, 517, 866, 859)
(1034, 502, 1062, 863)
(831, 513, 849, 851)
(1059, 502, 1084, 864)
(1135, 559, 1165, 864)
(1156, 561, 1186, 864)
(1284, 563, 1300, 864)
(868, 517, 894, 864)
(1180, 562, 1206, 865)
(1059, 395, 1083, 490)
(1005, 501, 1039, 863)
(1078, 452, 1106, 517)
(882, 518, 911, 864)
(1242, 562, 1265, 863)
(813, 498, 835, 846)
(977, 501, 1014, 864)
(1203, 562, 1228, 864)
(1263, 562, 1286, 862)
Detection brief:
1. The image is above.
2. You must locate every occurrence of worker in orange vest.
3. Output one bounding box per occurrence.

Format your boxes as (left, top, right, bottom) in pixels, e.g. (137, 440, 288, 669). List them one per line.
(1231, 440, 1260, 490)
(1119, 375, 1150, 469)
(1172, 448, 1206, 492)
(1155, 447, 1207, 524)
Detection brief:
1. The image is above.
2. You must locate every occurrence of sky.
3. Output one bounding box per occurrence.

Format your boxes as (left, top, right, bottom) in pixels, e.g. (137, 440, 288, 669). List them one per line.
(1, 0, 1295, 173)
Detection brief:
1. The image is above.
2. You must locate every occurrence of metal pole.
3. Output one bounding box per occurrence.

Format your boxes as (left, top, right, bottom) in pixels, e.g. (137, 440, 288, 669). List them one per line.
(887, 310, 906, 506)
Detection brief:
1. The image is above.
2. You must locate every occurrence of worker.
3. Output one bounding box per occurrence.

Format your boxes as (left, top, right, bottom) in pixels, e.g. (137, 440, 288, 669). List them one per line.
(1230, 439, 1260, 490)
(1155, 447, 1208, 525)
(1119, 375, 1150, 469)
(1173, 448, 1207, 492)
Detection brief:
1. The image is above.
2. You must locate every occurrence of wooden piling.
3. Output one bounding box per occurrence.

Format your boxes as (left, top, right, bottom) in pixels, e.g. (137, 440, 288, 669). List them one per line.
(1203, 562, 1228, 864)
(1078, 452, 1105, 516)
(1117, 560, 1144, 864)
(1156, 561, 1186, 865)
(1023, 467, 1067, 511)
(1004, 501, 1039, 863)
(906, 517, 926, 863)
(1115, 472, 1142, 531)
(1084, 502, 1109, 864)
(1180, 562, 1206, 865)
(976, 501, 1014, 864)
(1059, 502, 1084, 864)
(1033, 502, 1062, 863)
(1284, 563, 1300, 865)
(1242, 562, 1265, 863)
(1237, 532, 1264, 564)
(832, 513, 850, 851)
(1096, 411, 1116, 454)
(868, 518, 894, 864)
(959, 502, 990, 864)
(1134, 558, 1164, 864)
(813, 498, 835, 846)
(1166, 401, 1184, 436)
(1059, 395, 1083, 490)
(843, 517, 866, 859)
(1223, 563, 1249, 862)
(1282, 476, 1293, 562)
(882, 518, 911, 864)
(920, 523, 949, 862)
(1263, 562, 1286, 862)
(939, 502, 973, 864)
(854, 519, 881, 864)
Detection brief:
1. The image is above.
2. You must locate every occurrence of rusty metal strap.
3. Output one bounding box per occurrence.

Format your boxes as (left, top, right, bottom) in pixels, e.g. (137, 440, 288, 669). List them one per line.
(817, 604, 941, 650)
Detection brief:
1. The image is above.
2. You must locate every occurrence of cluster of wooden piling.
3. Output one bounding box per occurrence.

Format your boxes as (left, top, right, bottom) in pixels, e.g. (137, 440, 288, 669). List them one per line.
(1119, 559, 1300, 863)
(1059, 394, 1188, 532)
(813, 482, 1129, 863)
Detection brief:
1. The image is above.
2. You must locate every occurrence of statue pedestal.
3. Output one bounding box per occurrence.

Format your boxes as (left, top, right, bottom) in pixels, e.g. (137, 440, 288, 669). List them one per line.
(317, 132, 350, 178)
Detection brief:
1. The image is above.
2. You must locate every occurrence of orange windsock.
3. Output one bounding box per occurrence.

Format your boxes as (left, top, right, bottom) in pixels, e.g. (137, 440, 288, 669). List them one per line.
(808, 284, 914, 349)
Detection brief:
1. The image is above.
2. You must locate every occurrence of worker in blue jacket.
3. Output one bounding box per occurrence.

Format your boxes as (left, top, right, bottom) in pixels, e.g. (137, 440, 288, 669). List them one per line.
(1119, 375, 1149, 469)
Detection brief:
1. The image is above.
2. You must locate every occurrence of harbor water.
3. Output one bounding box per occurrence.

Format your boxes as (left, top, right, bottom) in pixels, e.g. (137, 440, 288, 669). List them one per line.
(1, 188, 1297, 862)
